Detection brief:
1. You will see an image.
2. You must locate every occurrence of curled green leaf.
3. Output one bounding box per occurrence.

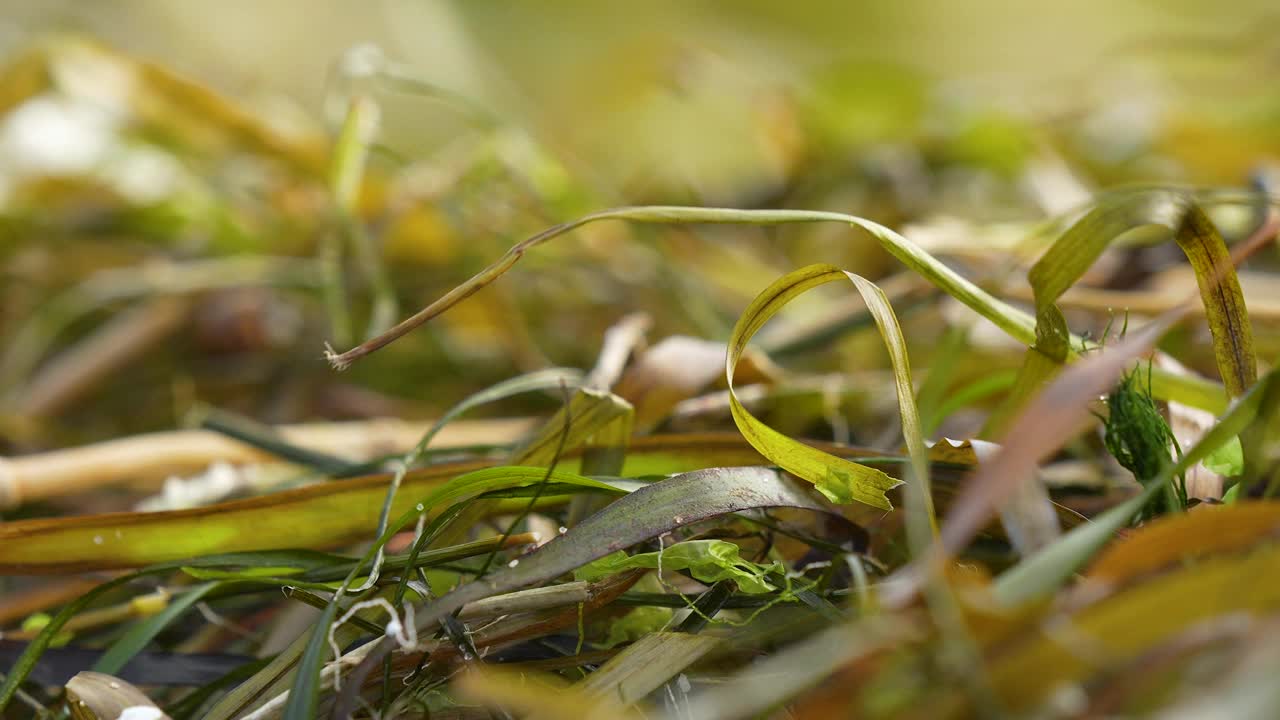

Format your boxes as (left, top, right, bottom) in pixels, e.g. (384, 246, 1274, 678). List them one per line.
(1174, 202, 1256, 397)
(727, 264, 902, 508)
(574, 540, 780, 594)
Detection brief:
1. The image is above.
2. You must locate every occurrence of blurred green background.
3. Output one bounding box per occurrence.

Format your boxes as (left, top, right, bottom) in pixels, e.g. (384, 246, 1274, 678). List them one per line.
(1, 1, 1277, 449)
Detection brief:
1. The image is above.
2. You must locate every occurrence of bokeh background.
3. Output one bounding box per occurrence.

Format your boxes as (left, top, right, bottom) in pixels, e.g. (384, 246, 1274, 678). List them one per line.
(2, 0, 1277, 450)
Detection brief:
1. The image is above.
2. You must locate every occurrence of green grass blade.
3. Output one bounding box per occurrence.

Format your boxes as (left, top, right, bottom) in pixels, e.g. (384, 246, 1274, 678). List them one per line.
(1174, 202, 1257, 396)
(280, 465, 622, 720)
(322, 206, 1224, 412)
(727, 264, 901, 508)
(0, 435, 893, 572)
(280, 597, 342, 720)
(842, 270, 934, 528)
(91, 582, 220, 675)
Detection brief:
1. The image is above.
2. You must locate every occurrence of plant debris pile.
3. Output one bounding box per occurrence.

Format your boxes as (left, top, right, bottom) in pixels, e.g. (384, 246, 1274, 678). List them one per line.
(1, 26, 1280, 720)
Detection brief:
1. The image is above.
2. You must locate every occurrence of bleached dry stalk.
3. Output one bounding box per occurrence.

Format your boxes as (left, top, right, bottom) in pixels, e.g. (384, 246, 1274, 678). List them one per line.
(0, 416, 532, 507)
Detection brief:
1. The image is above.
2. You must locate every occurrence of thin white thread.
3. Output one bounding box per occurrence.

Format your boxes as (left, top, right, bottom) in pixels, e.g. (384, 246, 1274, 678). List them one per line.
(326, 599, 418, 692)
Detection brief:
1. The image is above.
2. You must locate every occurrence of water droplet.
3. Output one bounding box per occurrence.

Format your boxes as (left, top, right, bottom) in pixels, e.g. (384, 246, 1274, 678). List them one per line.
(673, 515, 684, 524)
(558, 526, 568, 534)
(93, 535, 104, 545)
(415, 503, 424, 512)
(507, 559, 519, 568)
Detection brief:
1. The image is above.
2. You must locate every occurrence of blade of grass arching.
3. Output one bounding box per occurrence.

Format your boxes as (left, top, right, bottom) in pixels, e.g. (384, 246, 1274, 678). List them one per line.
(841, 270, 1001, 712)
(990, 367, 1279, 607)
(983, 196, 1160, 437)
(938, 311, 1184, 559)
(321, 205, 1225, 413)
(91, 582, 219, 675)
(1173, 204, 1273, 492)
(410, 467, 852, 634)
(1028, 193, 1171, 308)
(470, 383, 578, 594)
(397, 367, 581, 471)
(322, 206, 1030, 370)
(1175, 203, 1257, 397)
(842, 270, 934, 528)
(727, 265, 901, 509)
(759, 271, 932, 358)
(577, 632, 721, 706)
